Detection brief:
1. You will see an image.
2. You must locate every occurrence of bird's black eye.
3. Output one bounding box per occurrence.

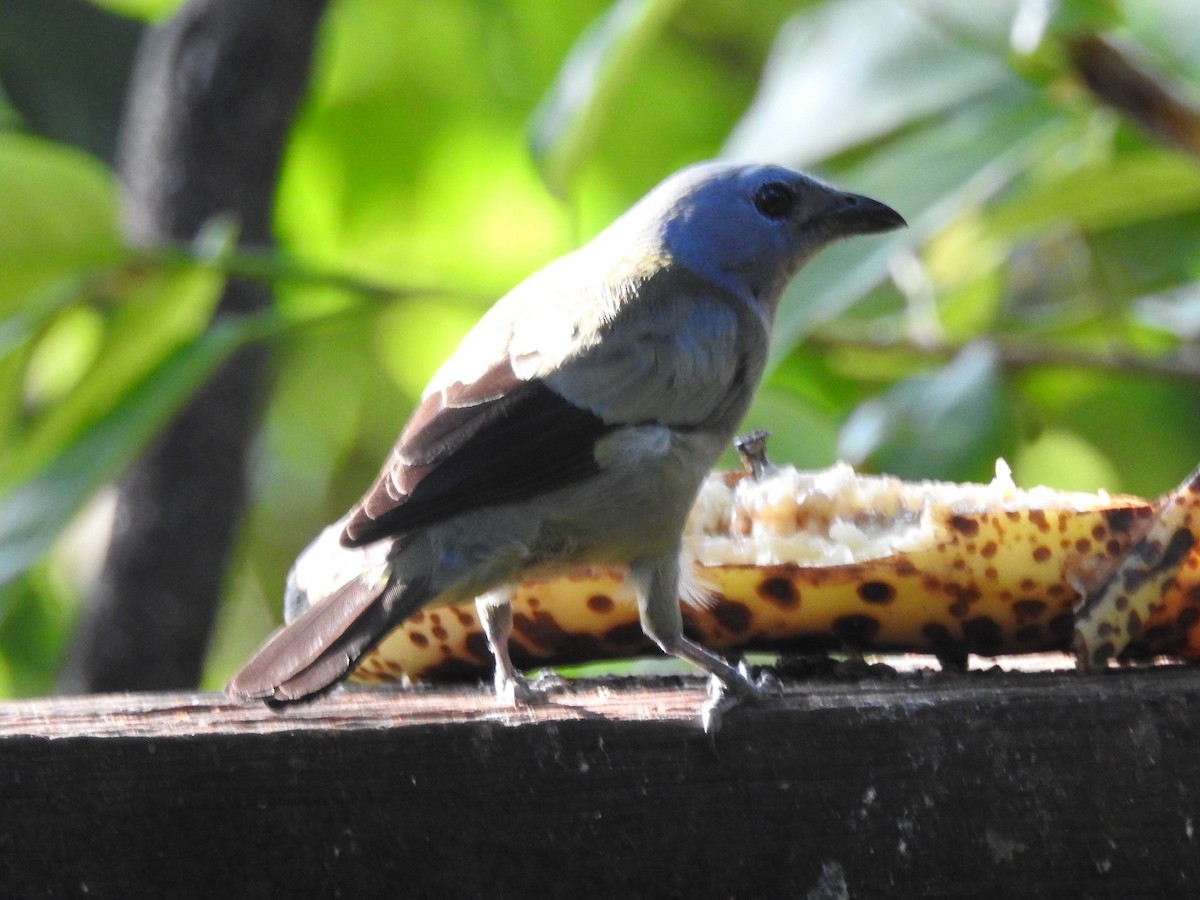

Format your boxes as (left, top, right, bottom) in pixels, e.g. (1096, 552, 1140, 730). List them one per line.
(753, 181, 796, 219)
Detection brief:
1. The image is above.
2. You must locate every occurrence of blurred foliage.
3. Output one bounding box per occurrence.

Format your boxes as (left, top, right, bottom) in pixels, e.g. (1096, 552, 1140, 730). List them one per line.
(0, 0, 1198, 696)
(0, 0, 143, 164)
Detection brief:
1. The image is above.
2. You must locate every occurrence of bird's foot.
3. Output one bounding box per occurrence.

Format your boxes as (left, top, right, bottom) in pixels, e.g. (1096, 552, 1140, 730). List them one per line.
(493, 667, 569, 706)
(700, 661, 779, 735)
(494, 667, 534, 706)
(528, 668, 570, 693)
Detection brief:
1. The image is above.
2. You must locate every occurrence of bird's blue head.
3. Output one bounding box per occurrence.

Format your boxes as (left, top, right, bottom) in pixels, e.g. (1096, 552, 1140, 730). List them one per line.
(615, 162, 905, 307)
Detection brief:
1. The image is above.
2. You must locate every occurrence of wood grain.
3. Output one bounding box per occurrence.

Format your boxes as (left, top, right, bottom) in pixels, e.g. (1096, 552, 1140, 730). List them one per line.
(3, 667, 1199, 898)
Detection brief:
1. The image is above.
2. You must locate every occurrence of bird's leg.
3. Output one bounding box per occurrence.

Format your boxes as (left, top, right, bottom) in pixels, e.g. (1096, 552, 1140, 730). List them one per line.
(476, 587, 531, 705)
(631, 549, 764, 733)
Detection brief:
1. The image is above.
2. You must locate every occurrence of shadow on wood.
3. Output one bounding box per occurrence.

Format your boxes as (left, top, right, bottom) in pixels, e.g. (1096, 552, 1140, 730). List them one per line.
(2, 667, 1199, 897)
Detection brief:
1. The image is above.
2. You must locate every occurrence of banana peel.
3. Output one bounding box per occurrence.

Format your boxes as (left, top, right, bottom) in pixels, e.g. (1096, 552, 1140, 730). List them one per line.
(1074, 463, 1200, 667)
(351, 452, 1200, 685)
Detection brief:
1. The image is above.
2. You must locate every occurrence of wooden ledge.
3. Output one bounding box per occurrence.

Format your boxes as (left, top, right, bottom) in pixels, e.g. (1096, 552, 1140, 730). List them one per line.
(3, 667, 1200, 897)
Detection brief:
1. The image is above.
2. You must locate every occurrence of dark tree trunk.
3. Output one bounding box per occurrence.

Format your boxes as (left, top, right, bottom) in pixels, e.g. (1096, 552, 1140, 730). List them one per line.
(58, 0, 329, 693)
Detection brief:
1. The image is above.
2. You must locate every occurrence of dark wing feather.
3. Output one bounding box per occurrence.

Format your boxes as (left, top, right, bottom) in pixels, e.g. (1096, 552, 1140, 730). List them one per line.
(342, 358, 612, 546)
(226, 568, 408, 702)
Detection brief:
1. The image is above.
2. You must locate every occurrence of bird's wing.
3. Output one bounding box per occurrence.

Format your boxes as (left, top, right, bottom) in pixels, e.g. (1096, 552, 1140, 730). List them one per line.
(341, 356, 613, 546)
(226, 564, 401, 701)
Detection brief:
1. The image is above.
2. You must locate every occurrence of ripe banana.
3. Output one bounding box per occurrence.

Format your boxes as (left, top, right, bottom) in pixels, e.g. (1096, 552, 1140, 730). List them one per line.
(349, 443, 1200, 684)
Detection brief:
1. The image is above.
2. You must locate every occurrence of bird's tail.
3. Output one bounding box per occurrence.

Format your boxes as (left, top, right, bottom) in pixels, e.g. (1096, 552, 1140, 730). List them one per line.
(226, 565, 421, 703)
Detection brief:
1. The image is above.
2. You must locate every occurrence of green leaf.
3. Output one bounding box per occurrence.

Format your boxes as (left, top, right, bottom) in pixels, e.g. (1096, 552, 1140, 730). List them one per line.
(529, 0, 687, 195)
(733, 385, 840, 471)
(0, 0, 143, 163)
(724, 0, 1017, 165)
(20, 303, 105, 409)
(0, 273, 95, 362)
(1018, 369, 1200, 497)
(0, 134, 123, 312)
(0, 566, 75, 696)
(986, 151, 1200, 239)
(88, 0, 184, 20)
(766, 88, 1055, 360)
(837, 342, 1016, 481)
(1, 264, 223, 484)
(1012, 428, 1121, 494)
(0, 312, 259, 588)
(1047, 0, 1122, 38)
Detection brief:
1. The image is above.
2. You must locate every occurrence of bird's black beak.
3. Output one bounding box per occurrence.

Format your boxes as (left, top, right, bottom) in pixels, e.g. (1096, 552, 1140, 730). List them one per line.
(823, 191, 906, 238)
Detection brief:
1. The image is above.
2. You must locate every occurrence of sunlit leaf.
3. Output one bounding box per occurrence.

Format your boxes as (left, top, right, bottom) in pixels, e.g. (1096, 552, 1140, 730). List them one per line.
(0, 134, 123, 311)
(1045, 0, 1122, 39)
(0, 312, 260, 589)
(987, 151, 1200, 238)
(529, 0, 687, 195)
(20, 303, 105, 410)
(734, 385, 840, 471)
(1012, 428, 1121, 493)
(725, 0, 1016, 165)
(1018, 369, 1200, 496)
(1, 265, 223, 485)
(87, 0, 183, 20)
(0, 274, 95, 362)
(766, 89, 1055, 358)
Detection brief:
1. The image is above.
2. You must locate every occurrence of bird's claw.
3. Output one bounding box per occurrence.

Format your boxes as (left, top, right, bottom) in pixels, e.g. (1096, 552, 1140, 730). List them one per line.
(528, 668, 570, 692)
(494, 671, 533, 706)
(493, 667, 569, 706)
(700, 660, 776, 735)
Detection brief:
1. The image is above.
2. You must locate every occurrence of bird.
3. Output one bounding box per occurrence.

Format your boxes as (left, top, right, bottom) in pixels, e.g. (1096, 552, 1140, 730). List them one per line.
(227, 161, 905, 729)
